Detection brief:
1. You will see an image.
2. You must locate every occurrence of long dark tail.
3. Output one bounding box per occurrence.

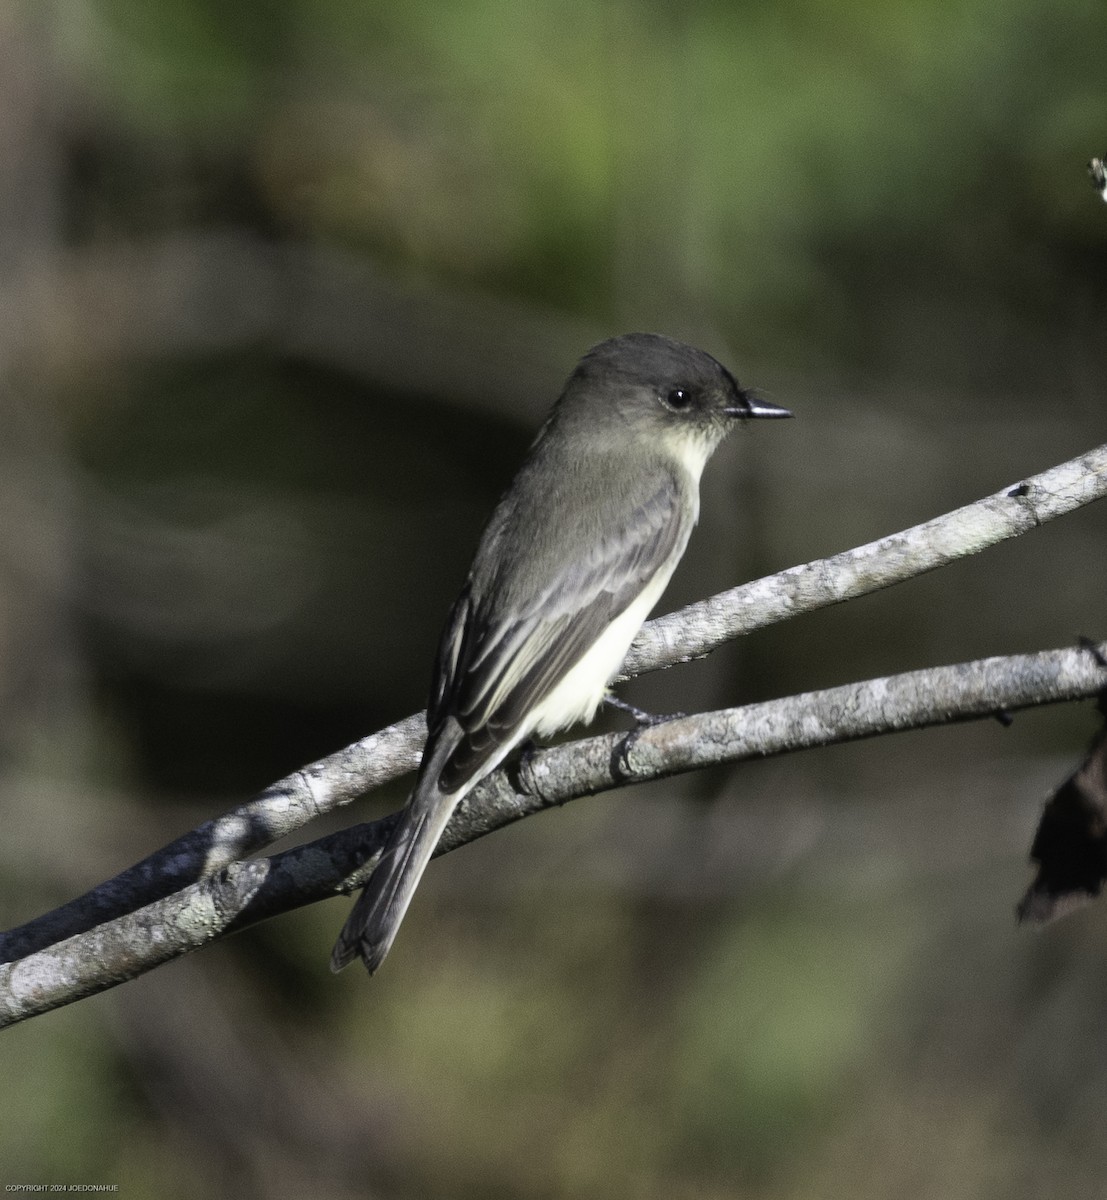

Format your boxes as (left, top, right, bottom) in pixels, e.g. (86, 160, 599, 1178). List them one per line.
(330, 745, 461, 974)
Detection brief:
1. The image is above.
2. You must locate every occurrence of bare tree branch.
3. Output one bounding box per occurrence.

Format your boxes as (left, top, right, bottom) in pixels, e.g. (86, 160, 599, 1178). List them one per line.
(622, 443, 1107, 675)
(2, 639, 1105, 1028)
(5, 443, 1107, 960)
(3, 441, 1102, 967)
(0, 714, 427, 965)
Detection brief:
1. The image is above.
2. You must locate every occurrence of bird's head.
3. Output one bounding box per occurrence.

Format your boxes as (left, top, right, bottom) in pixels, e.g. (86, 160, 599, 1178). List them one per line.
(556, 332, 791, 474)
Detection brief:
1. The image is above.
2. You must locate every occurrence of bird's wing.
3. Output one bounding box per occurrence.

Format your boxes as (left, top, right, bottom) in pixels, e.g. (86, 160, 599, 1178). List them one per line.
(427, 476, 690, 793)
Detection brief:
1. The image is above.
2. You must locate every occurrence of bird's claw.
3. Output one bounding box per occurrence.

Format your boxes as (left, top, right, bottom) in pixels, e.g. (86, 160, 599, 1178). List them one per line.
(607, 694, 686, 781)
(604, 692, 686, 728)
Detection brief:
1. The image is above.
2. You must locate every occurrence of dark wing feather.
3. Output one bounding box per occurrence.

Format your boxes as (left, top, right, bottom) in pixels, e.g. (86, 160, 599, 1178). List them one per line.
(428, 587, 471, 731)
(429, 478, 690, 793)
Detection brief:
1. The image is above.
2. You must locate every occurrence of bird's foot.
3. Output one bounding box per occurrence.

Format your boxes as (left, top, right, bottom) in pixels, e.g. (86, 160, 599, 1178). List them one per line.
(1077, 634, 1107, 669)
(512, 737, 542, 795)
(606, 693, 686, 781)
(604, 692, 687, 728)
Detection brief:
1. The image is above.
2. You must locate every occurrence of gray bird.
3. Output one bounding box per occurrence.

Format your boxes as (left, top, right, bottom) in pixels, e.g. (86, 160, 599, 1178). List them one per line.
(331, 332, 791, 973)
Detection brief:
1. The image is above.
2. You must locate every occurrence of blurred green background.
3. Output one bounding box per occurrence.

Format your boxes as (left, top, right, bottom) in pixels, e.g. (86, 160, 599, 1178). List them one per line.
(1, 0, 1105, 1196)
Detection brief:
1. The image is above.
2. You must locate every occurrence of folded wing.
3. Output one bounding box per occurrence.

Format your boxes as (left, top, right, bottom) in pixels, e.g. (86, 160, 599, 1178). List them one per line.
(429, 477, 689, 792)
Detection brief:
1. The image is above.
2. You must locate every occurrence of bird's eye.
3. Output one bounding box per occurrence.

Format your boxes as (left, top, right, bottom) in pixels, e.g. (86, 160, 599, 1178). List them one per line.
(664, 388, 690, 410)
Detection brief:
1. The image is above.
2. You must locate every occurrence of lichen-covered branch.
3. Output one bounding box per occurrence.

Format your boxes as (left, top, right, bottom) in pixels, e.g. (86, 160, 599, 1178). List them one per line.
(2, 640, 1104, 1028)
(0, 715, 427, 965)
(3, 442, 1103, 967)
(621, 443, 1107, 675)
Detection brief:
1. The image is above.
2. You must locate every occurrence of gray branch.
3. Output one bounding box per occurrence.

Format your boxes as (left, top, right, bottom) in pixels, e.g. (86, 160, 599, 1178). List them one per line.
(4, 440, 1101, 966)
(621, 443, 1107, 676)
(0, 442, 1104, 1024)
(0, 713, 427, 964)
(2, 640, 1105, 1028)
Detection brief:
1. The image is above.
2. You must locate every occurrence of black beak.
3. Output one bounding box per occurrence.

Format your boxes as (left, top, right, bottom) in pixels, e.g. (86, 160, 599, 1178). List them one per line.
(724, 394, 793, 420)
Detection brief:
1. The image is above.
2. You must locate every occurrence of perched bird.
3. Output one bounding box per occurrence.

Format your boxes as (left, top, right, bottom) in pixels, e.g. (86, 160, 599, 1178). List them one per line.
(331, 332, 792, 973)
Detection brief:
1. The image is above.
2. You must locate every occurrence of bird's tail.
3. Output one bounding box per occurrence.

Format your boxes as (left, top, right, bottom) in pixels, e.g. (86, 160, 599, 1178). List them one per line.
(330, 763, 460, 975)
